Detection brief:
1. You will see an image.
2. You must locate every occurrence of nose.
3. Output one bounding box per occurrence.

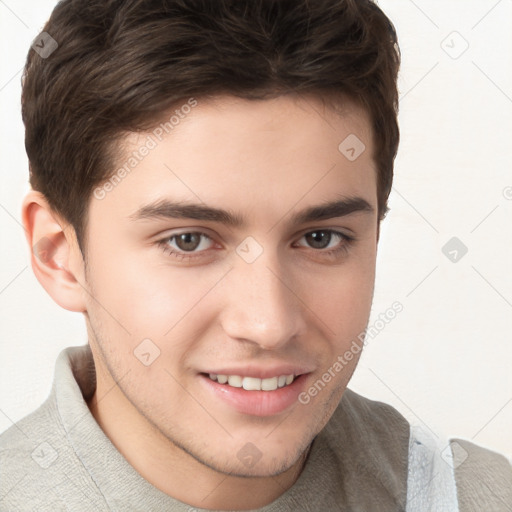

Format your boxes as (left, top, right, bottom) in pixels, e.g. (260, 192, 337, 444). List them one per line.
(218, 249, 306, 351)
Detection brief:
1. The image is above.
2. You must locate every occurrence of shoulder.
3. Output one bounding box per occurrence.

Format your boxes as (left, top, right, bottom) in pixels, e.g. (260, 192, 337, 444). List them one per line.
(450, 438, 512, 510)
(0, 392, 63, 473)
(0, 395, 71, 510)
(0, 348, 106, 511)
(318, 388, 411, 509)
(325, 390, 512, 510)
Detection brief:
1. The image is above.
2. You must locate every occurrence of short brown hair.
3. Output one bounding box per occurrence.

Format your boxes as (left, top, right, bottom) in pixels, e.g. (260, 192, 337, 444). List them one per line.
(22, 0, 400, 253)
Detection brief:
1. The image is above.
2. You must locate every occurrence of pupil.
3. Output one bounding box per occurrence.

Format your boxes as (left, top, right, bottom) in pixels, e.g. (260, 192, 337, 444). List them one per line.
(177, 233, 200, 251)
(307, 231, 330, 249)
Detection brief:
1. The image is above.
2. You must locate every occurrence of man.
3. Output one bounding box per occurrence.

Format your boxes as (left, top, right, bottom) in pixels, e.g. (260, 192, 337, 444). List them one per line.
(1, 0, 511, 510)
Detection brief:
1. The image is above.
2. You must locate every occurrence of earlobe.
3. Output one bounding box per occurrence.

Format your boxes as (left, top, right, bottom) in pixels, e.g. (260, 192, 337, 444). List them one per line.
(22, 190, 87, 313)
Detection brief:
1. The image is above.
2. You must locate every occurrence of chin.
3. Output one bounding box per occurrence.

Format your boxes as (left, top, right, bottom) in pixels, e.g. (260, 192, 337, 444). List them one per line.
(200, 432, 313, 479)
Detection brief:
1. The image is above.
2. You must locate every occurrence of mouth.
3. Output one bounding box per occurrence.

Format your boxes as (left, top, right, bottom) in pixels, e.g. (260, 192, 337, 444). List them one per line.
(205, 373, 296, 391)
(199, 371, 309, 417)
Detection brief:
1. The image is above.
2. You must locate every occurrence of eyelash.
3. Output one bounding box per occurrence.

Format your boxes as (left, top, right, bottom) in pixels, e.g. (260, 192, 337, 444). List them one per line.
(156, 229, 355, 262)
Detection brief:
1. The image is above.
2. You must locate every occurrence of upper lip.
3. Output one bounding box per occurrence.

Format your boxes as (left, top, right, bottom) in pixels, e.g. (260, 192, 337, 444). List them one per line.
(201, 364, 314, 379)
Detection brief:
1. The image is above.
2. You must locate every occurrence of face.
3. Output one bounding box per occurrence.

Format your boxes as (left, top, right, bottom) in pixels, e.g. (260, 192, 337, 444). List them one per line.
(82, 94, 378, 477)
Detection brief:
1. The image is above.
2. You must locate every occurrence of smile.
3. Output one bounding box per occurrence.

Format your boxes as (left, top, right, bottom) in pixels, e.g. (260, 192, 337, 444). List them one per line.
(207, 373, 295, 391)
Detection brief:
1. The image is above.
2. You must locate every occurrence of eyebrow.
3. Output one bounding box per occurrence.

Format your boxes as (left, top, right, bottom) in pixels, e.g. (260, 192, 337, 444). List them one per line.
(130, 196, 374, 227)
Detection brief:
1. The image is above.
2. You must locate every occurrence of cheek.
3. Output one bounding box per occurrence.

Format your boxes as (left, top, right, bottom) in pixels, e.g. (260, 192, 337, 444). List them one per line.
(299, 246, 376, 341)
(85, 245, 228, 341)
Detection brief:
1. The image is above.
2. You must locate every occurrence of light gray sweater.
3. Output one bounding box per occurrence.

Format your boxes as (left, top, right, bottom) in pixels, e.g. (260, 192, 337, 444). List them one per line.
(1, 345, 511, 511)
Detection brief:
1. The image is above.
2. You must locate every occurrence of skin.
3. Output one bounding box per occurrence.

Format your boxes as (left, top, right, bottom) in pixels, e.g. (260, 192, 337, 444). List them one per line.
(23, 94, 379, 510)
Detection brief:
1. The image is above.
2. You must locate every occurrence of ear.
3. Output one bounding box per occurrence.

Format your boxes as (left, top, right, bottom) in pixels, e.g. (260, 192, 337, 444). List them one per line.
(22, 190, 86, 312)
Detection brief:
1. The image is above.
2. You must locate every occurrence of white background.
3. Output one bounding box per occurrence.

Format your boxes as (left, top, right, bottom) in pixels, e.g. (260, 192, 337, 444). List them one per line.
(1, 0, 511, 457)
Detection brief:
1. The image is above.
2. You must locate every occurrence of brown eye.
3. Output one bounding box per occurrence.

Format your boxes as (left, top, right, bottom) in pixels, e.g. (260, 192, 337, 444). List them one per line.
(304, 230, 333, 249)
(294, 229, 354, 259)
(174, 232, 202, 252)
(160, 231, 215, 258)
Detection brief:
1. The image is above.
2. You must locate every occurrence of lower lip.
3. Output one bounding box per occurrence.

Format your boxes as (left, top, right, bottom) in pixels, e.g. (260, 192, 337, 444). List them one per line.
(199, 374, 308, 417)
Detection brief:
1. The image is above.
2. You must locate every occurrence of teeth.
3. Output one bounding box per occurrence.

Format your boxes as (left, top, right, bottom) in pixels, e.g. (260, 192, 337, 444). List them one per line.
(243, 377, 261, 391)
(228, 375, 243, 388)
(261, 377, 278, 391)
(208, 373, 295, 390)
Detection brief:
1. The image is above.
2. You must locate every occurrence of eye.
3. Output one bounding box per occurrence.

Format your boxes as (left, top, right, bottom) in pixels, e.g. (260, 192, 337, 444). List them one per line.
(157, 231, 215, 261)
(157, 228, 354, 263)
(300, 230, 340, 249)
(294, 229, 353, 257)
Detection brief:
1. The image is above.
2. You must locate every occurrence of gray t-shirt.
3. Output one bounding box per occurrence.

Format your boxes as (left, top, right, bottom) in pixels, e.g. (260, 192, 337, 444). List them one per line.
(1, 345, 511, 511)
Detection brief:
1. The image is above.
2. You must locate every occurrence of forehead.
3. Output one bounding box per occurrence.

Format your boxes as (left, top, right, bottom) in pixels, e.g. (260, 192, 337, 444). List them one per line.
(148, 93, 373, 162)
(91, 94, 377, 228)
